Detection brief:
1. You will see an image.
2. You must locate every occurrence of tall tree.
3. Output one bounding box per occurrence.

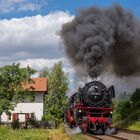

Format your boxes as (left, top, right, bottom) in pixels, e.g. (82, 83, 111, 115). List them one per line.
(39, 68, 50, 78)
(42, 62, 69, 126)
(0, 63, 35, 119)
(130, 89, 140, 109)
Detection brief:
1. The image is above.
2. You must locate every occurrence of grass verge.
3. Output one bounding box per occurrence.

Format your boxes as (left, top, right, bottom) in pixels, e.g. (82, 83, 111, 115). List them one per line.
(128, 121, 140, 131)
(0, 125, 86, 140)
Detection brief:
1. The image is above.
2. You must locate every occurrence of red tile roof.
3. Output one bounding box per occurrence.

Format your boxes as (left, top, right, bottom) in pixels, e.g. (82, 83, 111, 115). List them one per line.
(23, 78, 48, 92)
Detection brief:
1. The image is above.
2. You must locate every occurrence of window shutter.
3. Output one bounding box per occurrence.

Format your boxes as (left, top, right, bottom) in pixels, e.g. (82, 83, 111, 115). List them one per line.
(12, 113, 18, 121)
(25, 113, 29, 121)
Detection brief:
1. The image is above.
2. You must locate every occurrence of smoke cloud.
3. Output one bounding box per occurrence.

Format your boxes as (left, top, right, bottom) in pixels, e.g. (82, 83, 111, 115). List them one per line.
(60, 5, 140, 78)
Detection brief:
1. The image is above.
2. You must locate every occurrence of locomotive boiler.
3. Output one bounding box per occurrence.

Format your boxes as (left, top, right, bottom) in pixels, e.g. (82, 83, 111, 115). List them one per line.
(65, 81, 115, 134)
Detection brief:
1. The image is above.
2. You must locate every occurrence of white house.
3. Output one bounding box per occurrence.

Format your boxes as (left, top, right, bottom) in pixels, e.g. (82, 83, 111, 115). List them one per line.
(1, 78, 48, 123)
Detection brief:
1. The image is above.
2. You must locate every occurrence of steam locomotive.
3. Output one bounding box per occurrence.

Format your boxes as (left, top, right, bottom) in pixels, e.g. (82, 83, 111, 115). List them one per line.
(65, 81, 115, 134)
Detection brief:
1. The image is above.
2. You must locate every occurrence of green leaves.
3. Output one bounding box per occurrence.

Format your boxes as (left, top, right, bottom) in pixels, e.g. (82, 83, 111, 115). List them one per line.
(130, 88, 140, 103)
(0, 63, 35, 116)
(113, 89, 140, 126)
(42, 62, 69, 126)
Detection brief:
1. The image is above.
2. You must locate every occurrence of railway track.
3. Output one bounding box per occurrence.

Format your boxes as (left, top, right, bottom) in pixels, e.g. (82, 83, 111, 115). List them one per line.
(64, 124, 140, 140)
(116, 128, 140, 135)
(85, 129, 140, 140)
(86, 133, 103, 140)
(86, 133, 128, 140)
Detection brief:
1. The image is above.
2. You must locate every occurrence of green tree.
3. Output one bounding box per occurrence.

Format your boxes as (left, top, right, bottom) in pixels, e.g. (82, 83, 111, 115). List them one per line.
(0, 63, 35, 121)
(131, 89, 140, 103)
(39, 68, 50, 78)
(113, 89, 140, 127)
(130, 88, 140, 110)
(42, 62, 69, 126)
(114, 100, 131, 120)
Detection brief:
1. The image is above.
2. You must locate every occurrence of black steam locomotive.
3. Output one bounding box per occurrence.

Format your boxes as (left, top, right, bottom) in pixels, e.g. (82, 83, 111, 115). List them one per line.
(65, 81, 115, 134)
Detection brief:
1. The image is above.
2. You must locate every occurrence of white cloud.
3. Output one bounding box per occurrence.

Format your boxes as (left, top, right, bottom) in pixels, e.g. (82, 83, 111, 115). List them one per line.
(0, 11, 75, 76)
(0, 0, 47, 13)
(17, 57, 75, 76)
(18, 2, 41, 12)
(0, 11, 73, 65)
(18, 58, 65, 70)
(17, 58, 75, 80)
(0, 11, 76, 87)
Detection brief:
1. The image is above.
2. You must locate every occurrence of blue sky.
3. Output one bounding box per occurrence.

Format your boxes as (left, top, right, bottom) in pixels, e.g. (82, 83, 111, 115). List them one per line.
(0, 0, 140, 90)
(0, 0, 140, 19)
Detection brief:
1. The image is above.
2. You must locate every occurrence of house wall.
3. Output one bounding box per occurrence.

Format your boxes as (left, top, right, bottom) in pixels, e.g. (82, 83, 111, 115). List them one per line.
(1, 92, 44, 122)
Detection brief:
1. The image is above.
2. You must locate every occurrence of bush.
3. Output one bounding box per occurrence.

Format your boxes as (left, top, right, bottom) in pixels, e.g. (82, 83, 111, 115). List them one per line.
(113, 100, 131, 122)
(130, 88, 140, 103)
(12, 119, 20, 129)
(28, 116, 40, 128)
(113, 90, 140, 129)
(128, 110, 140, 121)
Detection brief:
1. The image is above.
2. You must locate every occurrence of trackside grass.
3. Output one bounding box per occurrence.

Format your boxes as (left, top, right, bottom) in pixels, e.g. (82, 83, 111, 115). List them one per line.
(128, 121, 140, 131)
(0, 125, 86, 140)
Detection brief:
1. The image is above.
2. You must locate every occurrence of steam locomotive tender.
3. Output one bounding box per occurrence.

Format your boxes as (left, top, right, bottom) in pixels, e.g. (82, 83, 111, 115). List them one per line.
(65, 81, 115, 134)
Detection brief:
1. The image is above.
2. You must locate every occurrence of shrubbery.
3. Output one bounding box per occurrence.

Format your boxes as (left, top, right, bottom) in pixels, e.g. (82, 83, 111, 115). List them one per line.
(113, 89, 140, 128)
(12, 119, 20, 129)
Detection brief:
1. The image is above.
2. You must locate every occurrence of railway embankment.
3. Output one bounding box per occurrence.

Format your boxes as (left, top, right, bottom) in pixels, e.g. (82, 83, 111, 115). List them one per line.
(112, 89, 140, 131)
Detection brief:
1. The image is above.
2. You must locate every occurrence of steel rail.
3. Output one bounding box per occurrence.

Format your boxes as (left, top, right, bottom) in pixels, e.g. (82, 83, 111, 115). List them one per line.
(106, 134, 128, 140)
(86, 133, 130, 140)
(86, 133, 104, 140)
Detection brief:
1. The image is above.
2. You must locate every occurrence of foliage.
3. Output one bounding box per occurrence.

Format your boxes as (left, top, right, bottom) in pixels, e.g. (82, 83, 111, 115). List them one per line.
(113, 88, 140, 130)
(0, 125, 72, 140)
(12, 119, 20, 129)
(39, 68, 50, 77)
(0, 126, 48, 140)
(28, 115, 40, 128)
(130, 88, 140, 108)
(0, 63, 35, 116)
(128, 110, 140, 121)
(41, 62, 69, 126)
(130, 89, 140, 102)
(113, 100, 131, 121)
(0, 124, 87, 140)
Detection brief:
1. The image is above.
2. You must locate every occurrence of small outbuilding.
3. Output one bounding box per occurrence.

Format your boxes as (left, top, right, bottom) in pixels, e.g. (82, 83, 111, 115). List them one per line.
(1, 78, 48, 123)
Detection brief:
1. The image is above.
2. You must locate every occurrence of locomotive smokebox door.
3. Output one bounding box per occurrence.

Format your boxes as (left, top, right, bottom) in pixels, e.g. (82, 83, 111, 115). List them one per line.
(108, 86, 115, 98)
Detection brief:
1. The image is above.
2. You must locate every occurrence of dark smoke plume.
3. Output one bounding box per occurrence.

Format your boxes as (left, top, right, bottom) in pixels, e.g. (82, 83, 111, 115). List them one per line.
(60, 5, 140, 78)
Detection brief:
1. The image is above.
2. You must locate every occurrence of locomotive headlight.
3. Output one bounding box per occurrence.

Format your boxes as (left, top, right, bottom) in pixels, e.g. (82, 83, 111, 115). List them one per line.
(78, 110, 82, 113)
(110, 111, 113, 114)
